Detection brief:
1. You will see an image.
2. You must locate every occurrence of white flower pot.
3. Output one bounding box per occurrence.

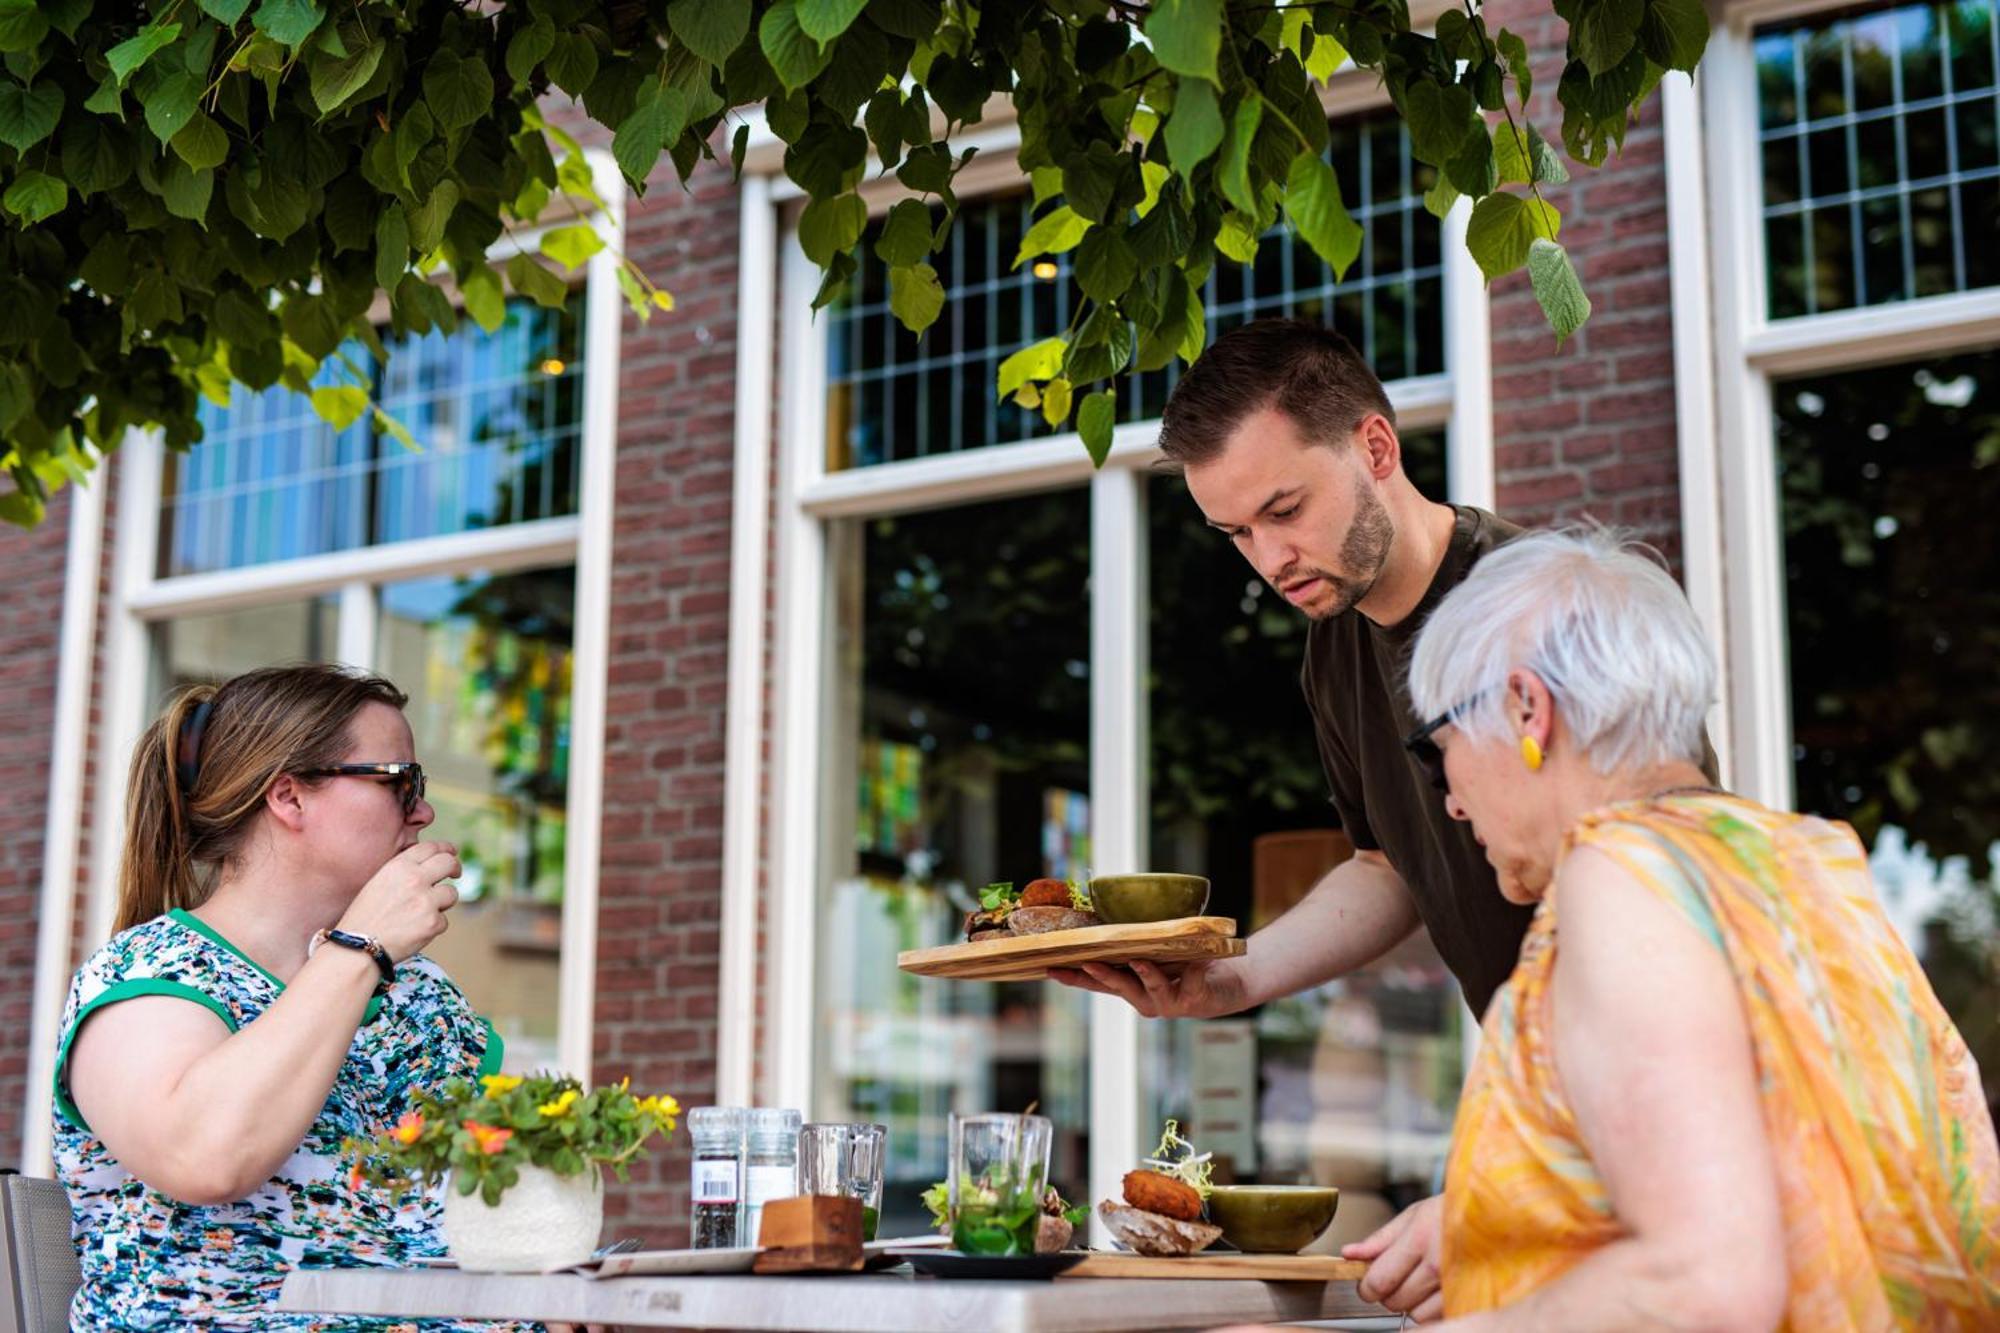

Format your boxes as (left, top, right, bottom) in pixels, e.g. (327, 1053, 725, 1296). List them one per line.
(441, 1164, 603, 1272)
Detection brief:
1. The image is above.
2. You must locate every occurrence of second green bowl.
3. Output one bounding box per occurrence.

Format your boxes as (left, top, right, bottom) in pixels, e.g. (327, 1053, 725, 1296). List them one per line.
(1087, 873, 1210, 924)
(1204, 1185, 1341, 1253)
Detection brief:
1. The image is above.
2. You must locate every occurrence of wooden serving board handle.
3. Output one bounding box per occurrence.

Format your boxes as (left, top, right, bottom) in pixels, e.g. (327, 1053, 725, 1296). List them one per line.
(1061, 1252, 1369, 1282)
(897, 917, 1243, 981)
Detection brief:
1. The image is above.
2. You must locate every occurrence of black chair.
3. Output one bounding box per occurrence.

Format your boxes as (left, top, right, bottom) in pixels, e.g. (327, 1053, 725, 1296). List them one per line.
(0, 1173, 82, 1333)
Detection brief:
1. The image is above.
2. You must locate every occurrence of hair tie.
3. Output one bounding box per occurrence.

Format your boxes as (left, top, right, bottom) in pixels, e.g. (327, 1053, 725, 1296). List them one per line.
(175, 699, 216, 793)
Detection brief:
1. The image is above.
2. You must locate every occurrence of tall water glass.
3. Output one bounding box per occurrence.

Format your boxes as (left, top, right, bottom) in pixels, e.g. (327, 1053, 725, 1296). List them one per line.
(947, 1112, 1053, 1255)
(796, 1123, 887, 1241)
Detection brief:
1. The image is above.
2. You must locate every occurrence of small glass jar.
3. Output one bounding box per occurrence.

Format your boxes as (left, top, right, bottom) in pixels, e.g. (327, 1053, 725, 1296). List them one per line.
(687, 1107, 745, 1249)
(741, 1107, 802, 1246)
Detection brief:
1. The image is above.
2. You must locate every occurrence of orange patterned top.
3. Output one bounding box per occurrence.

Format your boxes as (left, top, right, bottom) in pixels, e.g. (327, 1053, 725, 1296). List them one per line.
(1441, 794, 2000, 1328)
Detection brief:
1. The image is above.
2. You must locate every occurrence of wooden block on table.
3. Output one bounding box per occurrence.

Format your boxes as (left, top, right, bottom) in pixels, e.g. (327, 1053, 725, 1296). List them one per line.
(751, 1195, 864, 1274)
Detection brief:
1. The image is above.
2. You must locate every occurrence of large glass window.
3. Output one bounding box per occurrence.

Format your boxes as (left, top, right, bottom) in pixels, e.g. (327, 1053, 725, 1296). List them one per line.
(161, 300, 583, 576)
(1776, 350, 2000, 1126)
(149, 599, 338, 699)
(817, 491, 1093, 1237)
(825, 111, 1442, 469)
(377, 567, 575, 1072)
(1756, 0, 2000, 318)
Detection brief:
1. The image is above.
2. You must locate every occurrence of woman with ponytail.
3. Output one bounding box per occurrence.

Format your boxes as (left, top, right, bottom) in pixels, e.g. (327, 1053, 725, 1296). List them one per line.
(52, 664, 539, 1331)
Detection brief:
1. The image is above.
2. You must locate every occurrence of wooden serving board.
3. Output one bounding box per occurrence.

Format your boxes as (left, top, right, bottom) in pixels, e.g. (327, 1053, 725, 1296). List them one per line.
(897, 917, 1244, 981)
(1062, 1252, 1368, 1282)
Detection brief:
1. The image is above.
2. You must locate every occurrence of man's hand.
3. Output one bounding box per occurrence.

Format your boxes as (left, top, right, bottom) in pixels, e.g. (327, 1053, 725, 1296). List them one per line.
(1344, 1193, 1445, 1322)
(1045, 957, 1249, 1019)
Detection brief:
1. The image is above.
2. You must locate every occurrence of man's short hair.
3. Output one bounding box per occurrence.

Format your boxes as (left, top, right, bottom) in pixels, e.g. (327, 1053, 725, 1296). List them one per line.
(1157, 318, 1396, 468)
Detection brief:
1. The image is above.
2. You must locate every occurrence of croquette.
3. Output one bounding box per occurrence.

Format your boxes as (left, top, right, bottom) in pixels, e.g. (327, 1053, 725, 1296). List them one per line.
(1020, 878, 1073, 909)
(1121, 1168, 1203, 1222)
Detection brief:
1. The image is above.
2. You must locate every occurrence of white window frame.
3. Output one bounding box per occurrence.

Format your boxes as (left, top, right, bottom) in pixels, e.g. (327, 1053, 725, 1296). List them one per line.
(28, 151, 626, 1166)
(731, 78, 1494, 1227)
(1698, 0, 2000, 807)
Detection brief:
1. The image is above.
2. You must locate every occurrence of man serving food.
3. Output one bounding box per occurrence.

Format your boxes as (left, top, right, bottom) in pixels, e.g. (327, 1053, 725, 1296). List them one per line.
(1050, 318, 1712, 1321)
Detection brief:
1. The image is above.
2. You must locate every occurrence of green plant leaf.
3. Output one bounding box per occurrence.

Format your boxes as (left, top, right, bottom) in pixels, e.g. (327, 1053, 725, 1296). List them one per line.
(199, 0, 252, 23)
(1526, 237, 1592, 344)
(142, 71, 201, 144)
(507, 252, 568, 308)
(1144, 0, 1222, 84)
(546, 32, 598, 98)
(1403, 79, 1474, 165)
(1013, 205, 1088, 268)
(1638, 0, 1709, 72)
(158, 156, 213, 221)
(2, 168, 64, 223)
(1039, 375, 1072, 427)
(1495, 123, 1531, 185)
(540, 222, 605, 272)
(1305, 30, 1347, 83)
(1282, 150, 1362, 278)
(1077, 388, 1116, 466)
(1074, 226, 1137, 302)
(407, 179, 458, 253)
(461, 262, 505, 333)
(424, 49, 494, 132)
(171, 112, 229, 170)
(506, 19, 555, 87)
(1464, 190, 1562, 279)
(874, 199, 933, 267)
(1217, 93, 1262, 216)
(996, 336, 1066, 398)
(252, 0, 323, 48)
(612, 88, 688, 186)
(0, 78, 61, 152)
(760, 0, 830, 92)
(798, 191, 866, 266)
(797, 0, 866, 44)
(310, 385, 369, 430)
(0, 0, 49, 53)
(1575, 0, 1644, 76)
(1164, 76, 1222, 183)
(1497, 29, 1533, 104)
(106, 20, 181, 86)
(374, 203, 408, 289)
(310, 33, 384, 115)
(1528, 124, 1571, 184)
(669, 0, 749, 65)
(62, 117, 133, 194)
(888, 261, 944, 334)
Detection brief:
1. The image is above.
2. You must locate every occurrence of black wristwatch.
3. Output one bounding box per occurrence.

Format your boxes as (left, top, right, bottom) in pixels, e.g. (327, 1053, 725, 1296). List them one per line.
(310, 928, 396, 996)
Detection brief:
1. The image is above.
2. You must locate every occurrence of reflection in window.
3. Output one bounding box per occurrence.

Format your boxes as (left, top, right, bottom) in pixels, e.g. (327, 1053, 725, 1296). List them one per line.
(1142, 464, 1465, 1247)
(161, 300, 583, 576)
(1756, 0, 2000, 318)
(149, 599, 338, 704)
(1777, 351, 2000, 1125)
(819, 491, 1092, 1236)
(377, 566, 576, 1072)
(825, 112, 1442, 470)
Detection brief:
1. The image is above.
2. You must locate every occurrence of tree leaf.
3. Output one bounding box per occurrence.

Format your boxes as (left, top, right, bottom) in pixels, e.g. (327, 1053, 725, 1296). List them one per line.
(669, 0, 750, 65)
(374, 203, 408, 289)
(1013, 205, 1089, 268)
(798, 192, 868, 268)
(1403, 79, 1474, 166)
(1494, 123, 1532, 185)
(996, 336, 1066, 397)
(887, 261, 944, 334)
(797, 0, 866, 44)
(1638, 0, 1709, 73)
(541, 222, 605, 271)
(2, 168, 64, 223)
(461, 262, 506, 333)
(310, 33, 384, 115)
(141, 70, 201, 144)
(507, 252, 568, 308)
(407, 179, 459, 253)
(1526, 237, 1592, 344)
(1144, 0, 1222, 84)
(251, 0, 324, 49)
(423, 49, 494, 133)
(1217, 93, 1263, 216)
(1464, 190, 1562, 279)
(506, 19, 555, 87)
(0, 0, 48, 53)
(1074, 226, 1137, 302)
(612, 88, 688, 186)
(1164, 76, 1222, 183)
(1528, 124, 1571, 184)
(1077, 389, 1116, 466)
(1038, 376, 1071, 427)
(62, 117, 133, 194)
(1282, 150, 1362, 279)
(760, 0, 831, 93)
(1305, 29, 1347, 83)
(310, 385, 370, 430)
(1497, 29, 1533, 104)
(874, 199, 933, 267)
(1575, 0, 1644, 77)
(159, 156, 213, 221)
(106, 20, 181, 86)
(198, 0, 252, 23)
(171, 111, 229, 170)
(0, 78, 61, 152)
(546, 33, 598, 98)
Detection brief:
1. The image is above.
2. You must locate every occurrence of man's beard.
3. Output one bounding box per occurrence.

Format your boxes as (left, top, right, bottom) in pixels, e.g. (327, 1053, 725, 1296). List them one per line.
(1284, 478, 1394, 622)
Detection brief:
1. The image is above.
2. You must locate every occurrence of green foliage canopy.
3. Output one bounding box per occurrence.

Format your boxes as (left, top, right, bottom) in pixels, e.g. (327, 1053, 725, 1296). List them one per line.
(0, 0, 1708, 522)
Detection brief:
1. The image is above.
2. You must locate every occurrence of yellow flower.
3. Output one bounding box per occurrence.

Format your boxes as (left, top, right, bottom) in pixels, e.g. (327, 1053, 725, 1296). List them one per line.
(538, 1088, 580, 1118)
(480, 1074, 522, 1096)
(637, 1094, 681, 1130)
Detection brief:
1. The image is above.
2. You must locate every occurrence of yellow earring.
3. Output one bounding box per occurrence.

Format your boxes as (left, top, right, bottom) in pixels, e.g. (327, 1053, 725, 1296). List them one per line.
(1520, 735, 1544, 772)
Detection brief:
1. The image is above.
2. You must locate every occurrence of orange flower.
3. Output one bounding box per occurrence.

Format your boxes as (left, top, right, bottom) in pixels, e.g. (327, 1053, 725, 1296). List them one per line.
(348, 1163, 367, 1193)
(391, 1111, 425, 1146)
(462, 1120, 513, 1156)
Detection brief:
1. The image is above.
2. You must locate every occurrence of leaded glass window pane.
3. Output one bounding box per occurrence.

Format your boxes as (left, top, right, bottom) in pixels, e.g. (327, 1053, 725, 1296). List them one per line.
(825, 112, 1444, 471)
(160, 299, 583, 577)
(1757, 0, 2000, 318)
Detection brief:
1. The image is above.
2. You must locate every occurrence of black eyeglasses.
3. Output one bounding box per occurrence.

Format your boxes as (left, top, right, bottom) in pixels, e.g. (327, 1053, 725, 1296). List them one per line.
(1402, 690, 1491, 795)
(298, 762, 427, 815)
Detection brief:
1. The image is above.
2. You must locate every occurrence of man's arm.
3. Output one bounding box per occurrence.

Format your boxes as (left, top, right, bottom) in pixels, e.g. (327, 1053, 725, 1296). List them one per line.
(1049, 849, 1422, 1018)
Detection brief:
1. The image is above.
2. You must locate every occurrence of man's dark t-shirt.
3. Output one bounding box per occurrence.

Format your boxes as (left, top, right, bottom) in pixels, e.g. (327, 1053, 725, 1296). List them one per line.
(1300, 505, 1535, 1017)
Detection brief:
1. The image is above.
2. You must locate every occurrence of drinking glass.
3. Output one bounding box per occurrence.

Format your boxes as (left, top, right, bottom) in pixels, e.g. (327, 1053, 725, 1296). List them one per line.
(796, 1123, 887, 1241)
(947, 1112, 1053, 1255)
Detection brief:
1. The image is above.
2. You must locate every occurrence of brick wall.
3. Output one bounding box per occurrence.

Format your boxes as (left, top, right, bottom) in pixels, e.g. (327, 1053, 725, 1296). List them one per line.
(588, 151, 742, 1244)
(1483, 1, 1689, 569)
(0, 491, 78, 1163)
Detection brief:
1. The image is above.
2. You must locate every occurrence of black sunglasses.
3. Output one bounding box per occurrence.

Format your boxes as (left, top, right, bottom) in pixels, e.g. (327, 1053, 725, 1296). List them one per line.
(298, 762, 427, 815)
(1402, 690, 1492, 795)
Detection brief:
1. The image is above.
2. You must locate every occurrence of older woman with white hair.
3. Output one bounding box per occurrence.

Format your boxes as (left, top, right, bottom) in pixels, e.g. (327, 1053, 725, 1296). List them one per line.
(1398, 529, 1999, 1330)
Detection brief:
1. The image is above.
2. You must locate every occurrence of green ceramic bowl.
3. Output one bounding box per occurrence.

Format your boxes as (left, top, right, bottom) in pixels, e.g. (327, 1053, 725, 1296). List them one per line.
(1204, 1185, 1341, 1254)
(1087, 873, 1211, 925)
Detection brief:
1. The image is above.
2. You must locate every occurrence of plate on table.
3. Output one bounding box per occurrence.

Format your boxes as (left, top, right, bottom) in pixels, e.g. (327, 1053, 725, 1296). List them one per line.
(892, 1249, 1088, 1279)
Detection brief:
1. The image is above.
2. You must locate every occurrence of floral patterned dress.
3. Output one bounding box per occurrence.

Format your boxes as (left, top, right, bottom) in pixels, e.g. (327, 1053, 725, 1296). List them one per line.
(54, 909, 540, 1331)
